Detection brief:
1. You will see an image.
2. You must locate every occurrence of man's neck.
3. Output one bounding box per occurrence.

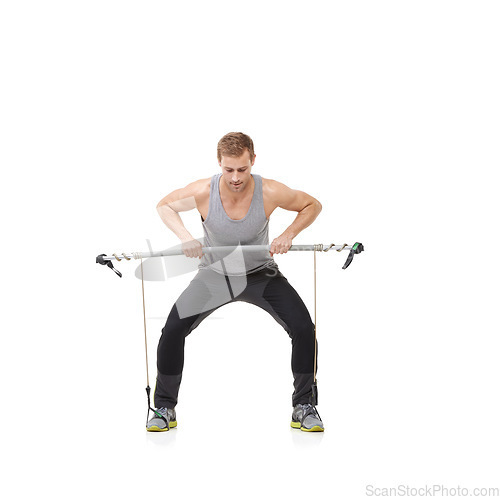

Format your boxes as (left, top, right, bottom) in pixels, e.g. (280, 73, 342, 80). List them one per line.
(219, 175, 255, 203)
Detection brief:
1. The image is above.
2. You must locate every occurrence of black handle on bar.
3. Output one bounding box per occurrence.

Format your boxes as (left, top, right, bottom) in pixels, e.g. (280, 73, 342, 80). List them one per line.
(96, 254, 122, 278)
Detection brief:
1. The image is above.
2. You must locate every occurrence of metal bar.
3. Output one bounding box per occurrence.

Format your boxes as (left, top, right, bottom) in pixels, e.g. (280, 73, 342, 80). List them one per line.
(100, 244, 354, 262)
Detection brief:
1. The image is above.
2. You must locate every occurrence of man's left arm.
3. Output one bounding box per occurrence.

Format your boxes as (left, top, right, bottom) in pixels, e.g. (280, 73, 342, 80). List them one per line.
(266, 180, 322, 256)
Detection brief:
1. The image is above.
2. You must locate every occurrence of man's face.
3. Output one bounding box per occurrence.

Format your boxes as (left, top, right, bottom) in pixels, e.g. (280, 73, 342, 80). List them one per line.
(219, 149, 255, 194)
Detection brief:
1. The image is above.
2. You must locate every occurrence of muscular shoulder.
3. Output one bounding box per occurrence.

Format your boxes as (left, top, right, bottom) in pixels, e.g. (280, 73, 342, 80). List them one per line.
(261, 178, 288, 214)
(262, 177, 321, 212)
(262, 177, 279, 193)
(262, 178, 289, 202)
(157, 177, 211, 212)
(190, 177, 211, 196)
(187, 178, 211, 208)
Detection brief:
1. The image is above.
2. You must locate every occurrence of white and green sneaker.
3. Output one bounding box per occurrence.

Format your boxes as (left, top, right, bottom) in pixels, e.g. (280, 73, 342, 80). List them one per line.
(146, 407, 177, 432)
(291, 404, 324, 432)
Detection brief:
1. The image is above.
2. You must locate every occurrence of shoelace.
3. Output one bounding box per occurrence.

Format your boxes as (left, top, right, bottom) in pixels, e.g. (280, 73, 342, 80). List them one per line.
(152, 407, 170, 429)
(298, 404, 322, 425)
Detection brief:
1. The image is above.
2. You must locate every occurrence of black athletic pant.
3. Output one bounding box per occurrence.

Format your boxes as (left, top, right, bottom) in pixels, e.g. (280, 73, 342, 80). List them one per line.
(154, 266, 317, 409)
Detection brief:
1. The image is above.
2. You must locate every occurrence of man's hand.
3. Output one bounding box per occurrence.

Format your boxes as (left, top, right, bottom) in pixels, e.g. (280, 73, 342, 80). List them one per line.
(270, 234, 293, 256)
(181, 239, 203, 258)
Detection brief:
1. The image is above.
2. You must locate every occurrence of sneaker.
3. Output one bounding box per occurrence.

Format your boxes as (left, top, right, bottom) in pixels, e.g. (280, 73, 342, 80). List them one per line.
(291, 403, 324, 432)
(146, 407, 177, 432)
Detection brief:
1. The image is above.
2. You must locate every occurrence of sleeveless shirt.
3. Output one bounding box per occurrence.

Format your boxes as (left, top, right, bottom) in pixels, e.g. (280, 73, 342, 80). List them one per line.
(198, 173, 278, 276)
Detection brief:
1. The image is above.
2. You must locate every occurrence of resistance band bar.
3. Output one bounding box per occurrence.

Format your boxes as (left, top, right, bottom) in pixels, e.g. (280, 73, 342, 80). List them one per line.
(96, 242, 364, 277)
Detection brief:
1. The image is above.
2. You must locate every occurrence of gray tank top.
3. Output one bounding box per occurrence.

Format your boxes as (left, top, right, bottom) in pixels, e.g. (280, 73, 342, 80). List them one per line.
(198, 173, 278, 276)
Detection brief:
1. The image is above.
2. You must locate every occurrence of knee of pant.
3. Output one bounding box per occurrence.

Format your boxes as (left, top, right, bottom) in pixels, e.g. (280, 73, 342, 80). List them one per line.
(161, 319, 192, 340)
(164, 324, 190, 338)
(289, 318, 315, 338)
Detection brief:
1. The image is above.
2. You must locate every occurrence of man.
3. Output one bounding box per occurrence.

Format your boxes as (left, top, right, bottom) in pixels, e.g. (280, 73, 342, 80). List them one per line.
(148, 132, 324, 432)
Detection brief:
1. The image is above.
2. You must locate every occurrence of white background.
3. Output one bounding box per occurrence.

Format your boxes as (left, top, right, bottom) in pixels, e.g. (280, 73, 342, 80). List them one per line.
(1, 1, 499, 499)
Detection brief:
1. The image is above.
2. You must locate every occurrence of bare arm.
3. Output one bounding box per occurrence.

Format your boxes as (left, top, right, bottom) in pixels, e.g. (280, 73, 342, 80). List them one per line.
(265, 179, 322, 255)
(156, 179, 209, 257)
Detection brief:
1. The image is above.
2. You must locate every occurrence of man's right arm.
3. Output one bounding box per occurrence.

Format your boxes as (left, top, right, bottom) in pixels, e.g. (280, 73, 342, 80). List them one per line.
(156, 179, 210, 258)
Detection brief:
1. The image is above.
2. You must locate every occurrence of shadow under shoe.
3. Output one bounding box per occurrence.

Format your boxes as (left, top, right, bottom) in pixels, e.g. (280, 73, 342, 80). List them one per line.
(291, 403, 324, 432)
(146, 407, 177, 432)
